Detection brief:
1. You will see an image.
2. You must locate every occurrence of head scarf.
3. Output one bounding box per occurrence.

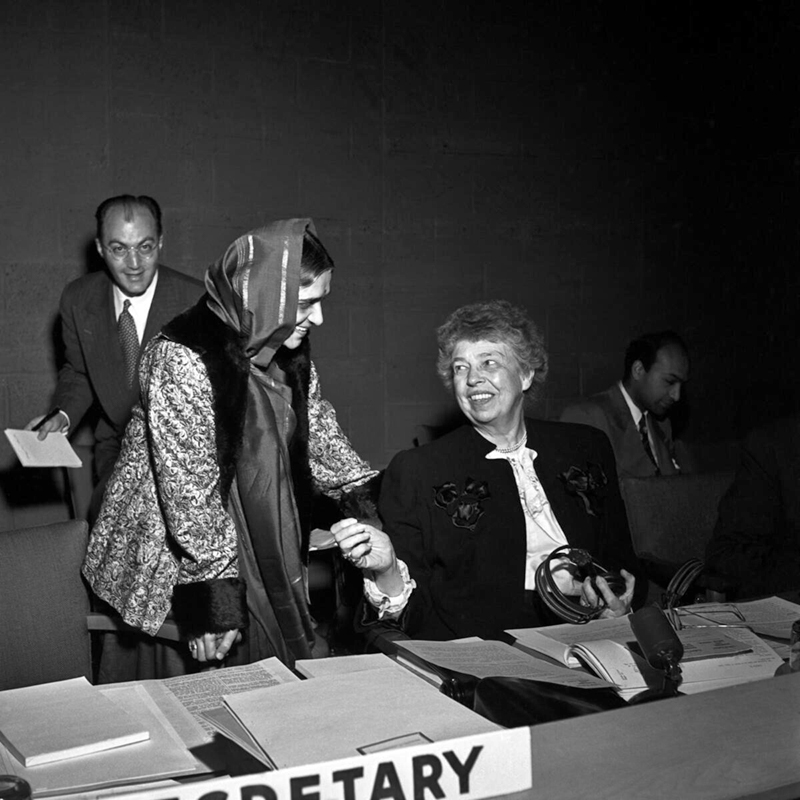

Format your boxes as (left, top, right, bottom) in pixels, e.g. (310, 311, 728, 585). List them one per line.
(206, 219, 309, 368)
(205, 218, 317, 664)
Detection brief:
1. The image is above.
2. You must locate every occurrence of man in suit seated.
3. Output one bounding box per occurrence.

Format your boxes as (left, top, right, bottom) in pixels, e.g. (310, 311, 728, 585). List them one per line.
(26, 194, 204, 520)
(559, 331, 692, 480)
(705, 414, 800, 598)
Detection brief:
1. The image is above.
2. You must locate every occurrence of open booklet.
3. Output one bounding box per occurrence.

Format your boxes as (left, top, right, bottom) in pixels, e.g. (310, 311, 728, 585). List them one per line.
(508, 612, 786, 699)
(508, 616, 754, 669)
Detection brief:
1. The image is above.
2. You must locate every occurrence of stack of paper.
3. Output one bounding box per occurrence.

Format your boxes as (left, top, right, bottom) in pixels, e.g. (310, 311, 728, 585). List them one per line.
(0, 681, 199, 797)
(0, 677, 148, 767)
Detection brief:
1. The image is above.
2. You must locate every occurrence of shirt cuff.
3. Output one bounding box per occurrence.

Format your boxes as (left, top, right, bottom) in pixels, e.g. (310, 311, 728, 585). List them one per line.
(363, 559, 416, 619)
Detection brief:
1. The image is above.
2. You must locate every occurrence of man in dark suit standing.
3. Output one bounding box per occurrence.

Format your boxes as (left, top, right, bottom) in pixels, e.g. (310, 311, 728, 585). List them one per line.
(559, 331, 692, 480)
(26, 195, 204, 519)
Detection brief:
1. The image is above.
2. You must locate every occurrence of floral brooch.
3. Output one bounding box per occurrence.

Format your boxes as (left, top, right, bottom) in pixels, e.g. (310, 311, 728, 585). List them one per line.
(559, 463, 607, 517)
(433, 478, 491, 530)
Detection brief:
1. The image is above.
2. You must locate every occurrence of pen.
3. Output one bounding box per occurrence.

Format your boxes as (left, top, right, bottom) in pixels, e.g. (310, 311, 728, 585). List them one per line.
(32, 407, 63, 432)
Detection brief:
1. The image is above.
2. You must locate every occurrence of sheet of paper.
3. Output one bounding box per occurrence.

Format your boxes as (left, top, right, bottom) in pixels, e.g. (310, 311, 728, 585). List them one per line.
(295, 652, 436, 687)
(679, 627, 784, 683)
(154, 657, 299, 737)
(4, 428, 82, 468)
(200, 708, 272, 768)
(125, 657, 298, 775)
(222, 667, 499, 769)
(677, 628, 754, 661)
(737, 596, 800, 640)
(308, 528, 336, 550)
(395, 639, 615, 690)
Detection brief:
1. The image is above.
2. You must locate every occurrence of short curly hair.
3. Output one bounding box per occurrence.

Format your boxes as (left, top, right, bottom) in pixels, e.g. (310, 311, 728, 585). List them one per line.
(436, 300, 549, 402)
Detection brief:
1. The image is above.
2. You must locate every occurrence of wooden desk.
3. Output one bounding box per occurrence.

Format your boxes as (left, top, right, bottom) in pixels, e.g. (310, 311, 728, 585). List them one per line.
(36, 669, 800, 800)
(503, 671, 800, 800)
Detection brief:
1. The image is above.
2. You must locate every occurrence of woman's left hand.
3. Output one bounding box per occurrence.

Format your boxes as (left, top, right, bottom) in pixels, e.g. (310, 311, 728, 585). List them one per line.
(580, 569, 635, 618)
(188, 629, 242, 662)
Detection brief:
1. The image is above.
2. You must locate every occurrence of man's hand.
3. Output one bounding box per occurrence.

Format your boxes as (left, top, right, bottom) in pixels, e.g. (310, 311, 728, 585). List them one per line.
(24, 411, 69, 440)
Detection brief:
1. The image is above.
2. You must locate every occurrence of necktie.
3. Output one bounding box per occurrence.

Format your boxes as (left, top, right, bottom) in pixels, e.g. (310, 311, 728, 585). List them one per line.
(118, 299, 140, 388)
(638, 414, 661, 476)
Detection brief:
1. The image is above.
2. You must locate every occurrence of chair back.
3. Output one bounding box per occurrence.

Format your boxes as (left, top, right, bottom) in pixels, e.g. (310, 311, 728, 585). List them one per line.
(0, 520, 92, 689)
(621, 472, 735, 565)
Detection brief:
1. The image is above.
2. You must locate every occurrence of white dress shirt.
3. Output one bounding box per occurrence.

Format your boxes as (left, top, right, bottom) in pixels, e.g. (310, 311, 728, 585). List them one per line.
(619, 380, 658, 467)
(112, 272, 159, 345)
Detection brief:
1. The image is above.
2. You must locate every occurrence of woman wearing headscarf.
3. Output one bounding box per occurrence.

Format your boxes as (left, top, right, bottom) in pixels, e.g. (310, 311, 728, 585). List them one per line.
(333, 300, 645, 641)
(83, 219, 379, 677)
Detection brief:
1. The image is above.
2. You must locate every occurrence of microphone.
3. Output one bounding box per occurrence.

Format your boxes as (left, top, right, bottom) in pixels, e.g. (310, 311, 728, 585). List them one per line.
(628, 606, 684, 703)
(630, 606, 684, 672)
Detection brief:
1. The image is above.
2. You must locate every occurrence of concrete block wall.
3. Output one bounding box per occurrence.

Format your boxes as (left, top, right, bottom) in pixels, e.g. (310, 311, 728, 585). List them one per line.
(0, 1, 797, 529)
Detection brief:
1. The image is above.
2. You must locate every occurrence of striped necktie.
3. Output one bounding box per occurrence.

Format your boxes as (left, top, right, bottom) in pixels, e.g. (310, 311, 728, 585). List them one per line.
(638, 414, 661, 476)
(118, 299, 140, 388)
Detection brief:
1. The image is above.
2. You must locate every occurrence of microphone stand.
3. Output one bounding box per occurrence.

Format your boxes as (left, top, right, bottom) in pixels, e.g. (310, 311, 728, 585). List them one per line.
(627, 656, 684, 704)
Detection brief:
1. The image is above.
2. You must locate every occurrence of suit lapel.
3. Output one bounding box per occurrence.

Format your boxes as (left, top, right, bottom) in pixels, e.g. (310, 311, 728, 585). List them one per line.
(650, 418, 679, 475)
(528, 424, 595, 551)
(609, 385, 663, 477)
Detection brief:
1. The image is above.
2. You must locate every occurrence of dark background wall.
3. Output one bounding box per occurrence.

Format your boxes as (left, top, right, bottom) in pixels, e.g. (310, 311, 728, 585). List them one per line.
(1, 1, 797, 529)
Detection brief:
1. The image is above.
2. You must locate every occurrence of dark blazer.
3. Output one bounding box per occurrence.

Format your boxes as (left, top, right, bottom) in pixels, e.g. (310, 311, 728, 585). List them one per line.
(560, 384, 683, 479)
(379, 418, 645, 641)
(52, 266, 204, 507)
(706, 415, 800, 597)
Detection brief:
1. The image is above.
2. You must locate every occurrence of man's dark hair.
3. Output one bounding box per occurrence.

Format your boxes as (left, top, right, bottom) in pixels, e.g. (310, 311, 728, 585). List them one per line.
(623, 330, 688, 380)
(95, 195, 163, 240)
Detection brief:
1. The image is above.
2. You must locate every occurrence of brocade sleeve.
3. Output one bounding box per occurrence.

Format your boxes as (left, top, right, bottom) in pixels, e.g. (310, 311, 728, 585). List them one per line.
(142, 340, 239, 584)
(307, 361, 379, 498)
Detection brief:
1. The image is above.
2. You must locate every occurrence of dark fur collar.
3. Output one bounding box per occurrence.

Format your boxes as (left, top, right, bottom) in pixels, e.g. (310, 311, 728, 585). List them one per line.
(161, 299, 313, 520)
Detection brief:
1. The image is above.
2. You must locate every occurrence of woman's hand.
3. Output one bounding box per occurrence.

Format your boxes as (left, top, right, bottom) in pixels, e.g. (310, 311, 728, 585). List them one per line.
(188, 629, 242, 662)
(330, 517, 396, 575)
(580, 569, 635, 618)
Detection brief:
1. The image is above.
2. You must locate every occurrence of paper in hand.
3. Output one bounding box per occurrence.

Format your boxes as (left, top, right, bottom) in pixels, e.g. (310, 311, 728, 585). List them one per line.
(4, 429, 82, 468)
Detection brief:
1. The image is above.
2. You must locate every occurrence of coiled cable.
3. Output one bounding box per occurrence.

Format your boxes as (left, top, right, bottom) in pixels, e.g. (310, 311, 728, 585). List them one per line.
(535, 545, 626, 624)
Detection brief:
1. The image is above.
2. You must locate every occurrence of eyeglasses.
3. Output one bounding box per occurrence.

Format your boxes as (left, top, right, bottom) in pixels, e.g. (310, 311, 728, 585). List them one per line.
(666, 603, 747, 631)
(103, 241, 159, 260)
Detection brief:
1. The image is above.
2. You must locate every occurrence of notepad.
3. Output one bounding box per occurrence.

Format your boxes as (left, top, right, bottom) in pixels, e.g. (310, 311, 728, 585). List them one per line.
(4, 429, 82, 468)
(0, 677, 149, 767)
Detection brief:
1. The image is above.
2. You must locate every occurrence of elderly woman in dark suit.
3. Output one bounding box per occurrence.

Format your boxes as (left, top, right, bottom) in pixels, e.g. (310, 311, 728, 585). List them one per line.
(334, 300, 645, 641)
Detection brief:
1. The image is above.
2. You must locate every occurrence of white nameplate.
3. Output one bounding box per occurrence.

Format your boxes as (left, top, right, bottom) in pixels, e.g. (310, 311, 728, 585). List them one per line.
(124, 728, 532, 800)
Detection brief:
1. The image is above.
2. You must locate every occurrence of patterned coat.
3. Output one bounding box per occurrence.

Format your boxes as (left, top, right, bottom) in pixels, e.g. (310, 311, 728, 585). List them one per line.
(83, 330, 377, 637)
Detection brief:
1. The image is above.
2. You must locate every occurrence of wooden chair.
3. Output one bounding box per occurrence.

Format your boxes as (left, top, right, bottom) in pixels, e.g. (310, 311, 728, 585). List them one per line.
(621, 472, 737, 605)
